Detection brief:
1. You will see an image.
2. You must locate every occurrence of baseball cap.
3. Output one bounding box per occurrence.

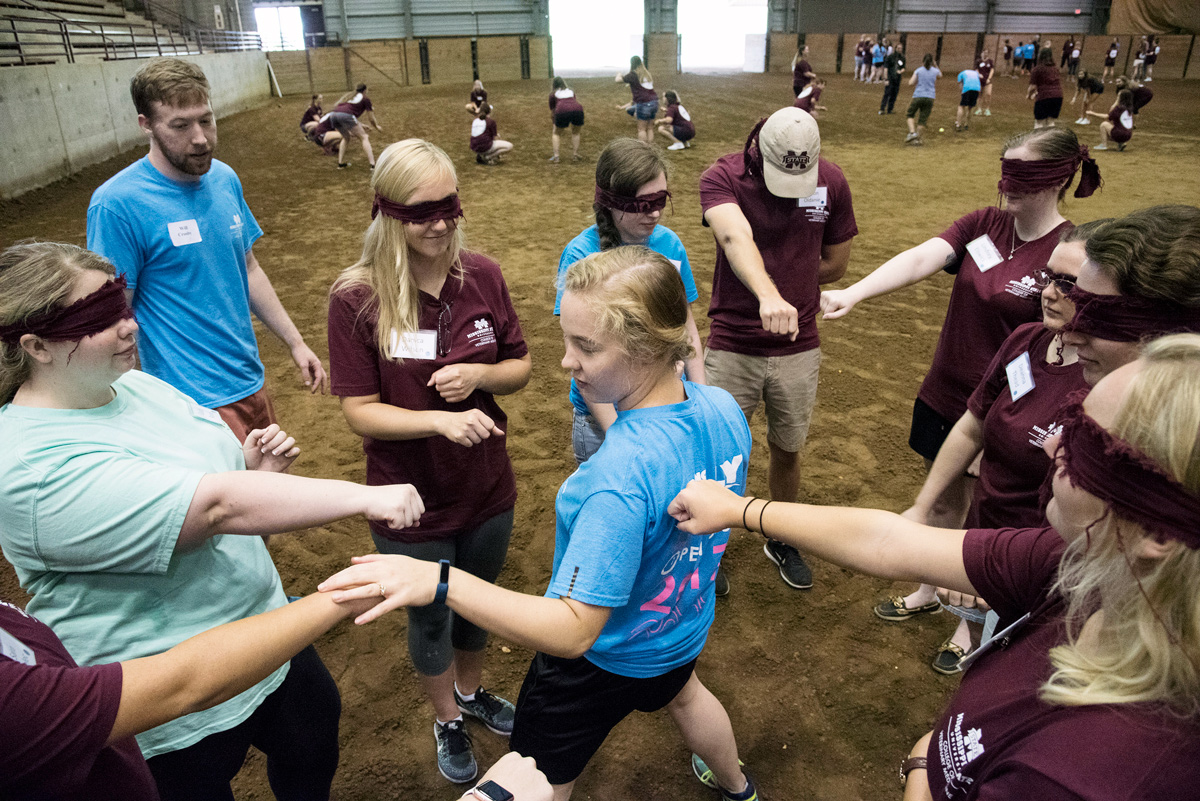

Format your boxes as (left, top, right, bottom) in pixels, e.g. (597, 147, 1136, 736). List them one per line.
(758, 107, 821, 198)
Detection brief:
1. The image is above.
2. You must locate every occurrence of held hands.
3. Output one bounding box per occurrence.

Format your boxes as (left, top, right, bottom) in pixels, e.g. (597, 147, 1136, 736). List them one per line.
(318, 554, 438, 625)
(936, 587, 990, 610)
(668, 479, 743, 535)
(438, 409, 504, 446)
(364, 484, 425, 530)
(291, 342, 329, 394)
(243, 424, 300, 472)
(758, 294, 799, 340)
(819, 289, 858, 320)
(428, 363, 483, 403)
(899, 505, 930, 526)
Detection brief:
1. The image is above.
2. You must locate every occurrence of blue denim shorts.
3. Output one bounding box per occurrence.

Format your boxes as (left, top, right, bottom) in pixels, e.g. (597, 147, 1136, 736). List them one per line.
(626, 100, 659, 121)
(571, 408, 605, 464)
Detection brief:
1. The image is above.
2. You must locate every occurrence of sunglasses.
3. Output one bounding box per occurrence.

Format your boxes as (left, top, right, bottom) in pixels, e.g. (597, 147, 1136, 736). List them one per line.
(1032, 268, 1077, 294)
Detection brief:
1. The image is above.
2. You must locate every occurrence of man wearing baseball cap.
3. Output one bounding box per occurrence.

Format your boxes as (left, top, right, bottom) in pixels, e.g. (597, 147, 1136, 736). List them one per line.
(698, 107, 858, 591)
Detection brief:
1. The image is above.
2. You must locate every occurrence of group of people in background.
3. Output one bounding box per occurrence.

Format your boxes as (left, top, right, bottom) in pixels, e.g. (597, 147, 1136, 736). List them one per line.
(4, 39, 1200, 801)
(301, 83, 384, 169)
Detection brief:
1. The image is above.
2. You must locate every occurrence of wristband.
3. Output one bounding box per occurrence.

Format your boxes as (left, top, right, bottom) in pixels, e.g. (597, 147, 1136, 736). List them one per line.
(899, 756, 928, 787)
(434, 559, 450, 605)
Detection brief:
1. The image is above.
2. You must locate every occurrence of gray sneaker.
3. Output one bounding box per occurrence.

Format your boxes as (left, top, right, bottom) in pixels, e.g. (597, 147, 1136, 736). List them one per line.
(455, 685, 515, 735)
(434, 719, 477, 783)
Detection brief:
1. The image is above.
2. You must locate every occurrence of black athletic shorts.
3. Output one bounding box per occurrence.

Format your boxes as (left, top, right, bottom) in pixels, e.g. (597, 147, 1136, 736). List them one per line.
(510, 652, 697, 785)
(960, 90, 979, 108)
(554, 109, 585, 128)
(909, 396, 955, 462)
(1033, 96, 1063, 120)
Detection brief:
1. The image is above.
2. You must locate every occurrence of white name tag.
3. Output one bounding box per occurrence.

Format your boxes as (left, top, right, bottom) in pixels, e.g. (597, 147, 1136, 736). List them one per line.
(668, 258, 683, 274)
(168, 219, 202, 247)
(796, 187, 827, 209)
(188, 399, 226, 426)
(966, 234, 1004, 272)
(389, 329, 438, 360)
(0, 626, 36, 666)
(1006, 351, 1036, 402)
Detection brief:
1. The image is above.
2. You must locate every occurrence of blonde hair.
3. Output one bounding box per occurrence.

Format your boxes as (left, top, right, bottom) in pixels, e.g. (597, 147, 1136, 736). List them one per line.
(1043, 333, 1200, 714)
(561, 245, 691, 367)
(331, 139, 465, 359)
(130, 58, 209, 118)
(630, 55, 652, 85)
(0, 242, 116, 404)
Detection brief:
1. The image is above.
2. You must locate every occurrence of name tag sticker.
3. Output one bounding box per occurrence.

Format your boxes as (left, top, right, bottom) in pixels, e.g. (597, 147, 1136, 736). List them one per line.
(188, 400, 225, 426)
(966, 234, 1004, 272)
(167, 219, 202, 247)
(796, 187, 828, 209)
(0, 627, 36, 666)
(1006, 351, 1036, 402)
(668, 258, 683, 274)
(389, 329, 438, 361)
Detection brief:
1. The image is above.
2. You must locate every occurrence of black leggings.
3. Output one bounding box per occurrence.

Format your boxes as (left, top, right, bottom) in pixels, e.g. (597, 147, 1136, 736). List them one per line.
(146, 645, 341, 801)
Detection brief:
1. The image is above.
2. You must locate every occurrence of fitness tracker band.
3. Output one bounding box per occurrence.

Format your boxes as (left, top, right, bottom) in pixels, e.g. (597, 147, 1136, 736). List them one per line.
(471, 780, 513, 801)
(434, 558, 450, 604)
(899, 756, 928, 787)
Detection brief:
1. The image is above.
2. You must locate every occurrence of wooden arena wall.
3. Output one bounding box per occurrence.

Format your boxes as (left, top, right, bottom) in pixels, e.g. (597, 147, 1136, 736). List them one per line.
(267, 36, 552, 96)
(0, 50, 270, 200)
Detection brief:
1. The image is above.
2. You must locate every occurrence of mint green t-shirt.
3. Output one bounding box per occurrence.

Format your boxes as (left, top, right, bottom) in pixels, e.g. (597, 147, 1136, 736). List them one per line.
(0, 369, 289, 758)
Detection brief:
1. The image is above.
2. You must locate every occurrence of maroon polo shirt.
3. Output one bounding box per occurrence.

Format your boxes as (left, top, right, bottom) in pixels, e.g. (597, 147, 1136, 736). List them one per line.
(664, 103, 694, 138)
(792, 59, 813, 91)
(965, 323, 1086, 529)
(334, 95, 373, 118)
(977, 58, 994, 83)
(0, 602, 158, 801)
(469, 118, 497, 153)
(328, 252, 527, 543)
(700, 153, 858, 356)
(1130, 86, 1153, 113)
(918, 207, 1072, 423)
(548, 90, 583, 115)
(927, 526, 1200, 799)
(622, 72, 657, 103)
(1029, 65, 1063, 99)
(793, 86, 822, 113)
(470, 88, 487, 107)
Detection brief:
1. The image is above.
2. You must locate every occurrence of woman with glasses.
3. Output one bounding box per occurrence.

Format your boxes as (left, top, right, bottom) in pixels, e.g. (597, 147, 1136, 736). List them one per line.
(897, 222, 1099, 672)
(326, 139, 532, 785)
(820, 127, 1100, 672)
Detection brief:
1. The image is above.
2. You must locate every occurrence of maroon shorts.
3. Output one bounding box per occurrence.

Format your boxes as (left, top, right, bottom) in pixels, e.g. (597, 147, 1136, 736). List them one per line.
(216, 386, 277, 442)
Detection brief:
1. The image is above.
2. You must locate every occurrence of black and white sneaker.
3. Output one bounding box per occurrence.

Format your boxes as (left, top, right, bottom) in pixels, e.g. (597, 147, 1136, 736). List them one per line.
(434, 719, 477, 783)
(763, 540, 813, 589)
(455, 685, 515, 735)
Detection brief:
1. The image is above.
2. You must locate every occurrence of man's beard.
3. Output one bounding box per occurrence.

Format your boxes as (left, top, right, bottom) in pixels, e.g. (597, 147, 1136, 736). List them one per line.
(155, 133, 214, 176)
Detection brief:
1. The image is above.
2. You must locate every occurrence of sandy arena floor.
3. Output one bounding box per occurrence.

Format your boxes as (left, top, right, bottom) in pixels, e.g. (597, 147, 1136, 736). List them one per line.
(2, 69, 1200, 800)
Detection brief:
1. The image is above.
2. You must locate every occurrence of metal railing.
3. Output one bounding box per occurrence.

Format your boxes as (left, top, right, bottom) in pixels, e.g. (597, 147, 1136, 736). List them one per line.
(1, 13, 260, 64)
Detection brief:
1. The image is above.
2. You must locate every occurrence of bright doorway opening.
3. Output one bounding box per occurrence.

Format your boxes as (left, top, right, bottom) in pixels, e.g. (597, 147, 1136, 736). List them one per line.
(254, 5, 303, 51)
(679, 0, 768, 72)
(548, 0, 644, 76)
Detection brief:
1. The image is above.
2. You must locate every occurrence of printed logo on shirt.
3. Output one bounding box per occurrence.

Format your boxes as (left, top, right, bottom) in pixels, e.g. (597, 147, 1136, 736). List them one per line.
(1004, 274, 1041, 299)
(467, 316, 496, 348)
(1028, 420, 1062, 450)
(692, 453, 744, 490)
(230, 212, 243, 232)
(937, 712, 986, 796)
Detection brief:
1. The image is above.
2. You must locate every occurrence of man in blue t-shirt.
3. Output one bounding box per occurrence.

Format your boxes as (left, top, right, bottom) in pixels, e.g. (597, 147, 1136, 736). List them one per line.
(87, 58, 327, 440)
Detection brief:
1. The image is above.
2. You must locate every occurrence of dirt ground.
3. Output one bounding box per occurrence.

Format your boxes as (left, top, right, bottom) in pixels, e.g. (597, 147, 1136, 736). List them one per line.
(3, 69, 1200, 800)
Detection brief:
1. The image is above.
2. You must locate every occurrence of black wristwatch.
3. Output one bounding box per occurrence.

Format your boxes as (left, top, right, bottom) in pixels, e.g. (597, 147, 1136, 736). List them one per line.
(471, 780, 513, 801)
(434, 558, 450, 604)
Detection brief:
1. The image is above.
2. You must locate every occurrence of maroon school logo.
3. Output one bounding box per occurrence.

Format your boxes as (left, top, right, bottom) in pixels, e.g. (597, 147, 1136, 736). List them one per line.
(782, 150, 810, 171)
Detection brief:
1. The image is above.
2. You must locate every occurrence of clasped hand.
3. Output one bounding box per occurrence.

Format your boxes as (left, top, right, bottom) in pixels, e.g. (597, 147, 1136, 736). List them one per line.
(319, 554, 438, 625)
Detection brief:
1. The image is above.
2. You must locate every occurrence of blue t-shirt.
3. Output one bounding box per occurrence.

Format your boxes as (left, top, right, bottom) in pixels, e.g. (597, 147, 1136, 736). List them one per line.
(87, 157, 266, 408)
(547, 381, 751, 677)
(958, 69, 982, 93)
(872, 44, 886, 64)
(1023, 44, 1036, 60)
(913, 66, 941, 99)
(555, 224, 699, 415)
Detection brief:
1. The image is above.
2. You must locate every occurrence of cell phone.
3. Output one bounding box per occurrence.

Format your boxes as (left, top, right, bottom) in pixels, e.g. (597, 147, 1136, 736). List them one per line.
(473, 780, 514, 801)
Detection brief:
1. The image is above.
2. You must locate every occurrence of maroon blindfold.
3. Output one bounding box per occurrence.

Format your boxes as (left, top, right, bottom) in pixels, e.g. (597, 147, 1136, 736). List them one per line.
(593, 186, 671, 215)
(997, 146, 1101, 199)
(0, 274, 133, 345)
(1053, 391, 1200, 549)
(372, 193, 464, 224)
(1065, 287, 1200, 342)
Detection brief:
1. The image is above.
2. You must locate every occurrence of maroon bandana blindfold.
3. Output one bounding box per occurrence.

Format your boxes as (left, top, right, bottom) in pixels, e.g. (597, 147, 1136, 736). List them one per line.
(1053, 391, 1200, 549)
(593, 186, 671, 215)
(0, 275, 133, 345)
(372, 193, 464, 224)
(997, 147, 1101, 199)
(1065, 287, 1200, 342)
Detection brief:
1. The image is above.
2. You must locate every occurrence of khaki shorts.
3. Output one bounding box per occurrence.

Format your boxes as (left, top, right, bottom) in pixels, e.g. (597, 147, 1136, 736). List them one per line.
(704, 346, 821, 453)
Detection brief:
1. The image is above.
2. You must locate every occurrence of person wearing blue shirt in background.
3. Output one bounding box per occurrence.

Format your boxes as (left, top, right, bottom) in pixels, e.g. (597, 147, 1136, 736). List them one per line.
(321, 246, 760, 801)
(87, 58, 327, 443)
(956, 66, 982, 132)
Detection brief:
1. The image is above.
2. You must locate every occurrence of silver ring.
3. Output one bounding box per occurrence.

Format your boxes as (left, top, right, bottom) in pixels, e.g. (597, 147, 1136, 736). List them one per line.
(377, 582, 387, 598)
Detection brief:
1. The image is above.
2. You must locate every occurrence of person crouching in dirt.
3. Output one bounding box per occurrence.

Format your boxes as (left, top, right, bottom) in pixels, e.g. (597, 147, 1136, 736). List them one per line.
(300, 93, 322, 137)
(470, 104, 513, 166)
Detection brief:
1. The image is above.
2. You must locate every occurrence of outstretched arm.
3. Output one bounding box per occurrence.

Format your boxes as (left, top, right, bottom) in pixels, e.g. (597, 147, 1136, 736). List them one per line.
(320, 554, 612, 659)
(907, 412, 984, 524)
(110, 592, 377, 745)
(819, 236, 956, 319)
(704, 202, 798, 340)
(668, 480, 975, 595)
